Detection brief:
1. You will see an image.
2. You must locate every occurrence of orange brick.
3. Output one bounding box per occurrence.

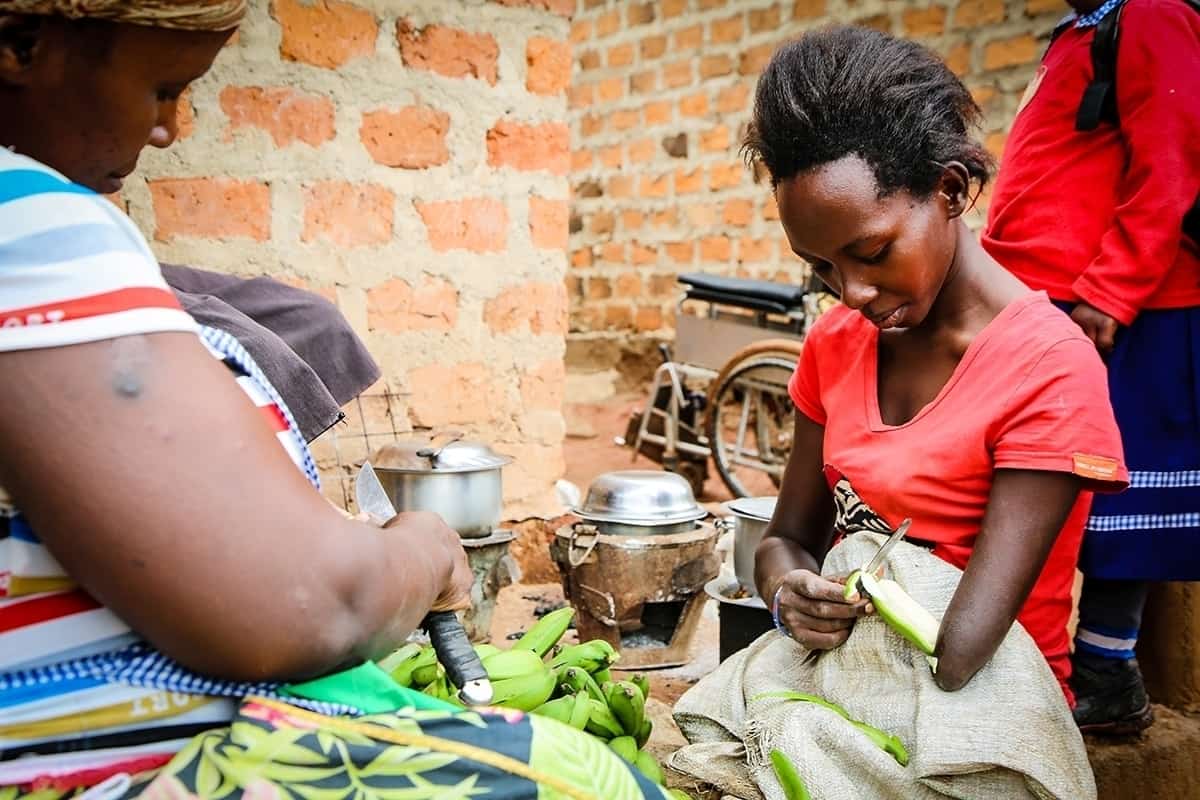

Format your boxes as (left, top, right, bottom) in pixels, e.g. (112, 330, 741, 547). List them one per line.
(610, 108, 641, 131)
(983, 34, 1037, 70)
(600, 242, 625, 262)
(944, 42, 971, 76)
(621, 209, 645, 230)
(857, 14, 891, 33)
(700, 54, 734, 79)
(629, 138, 656, 163)
(485, 281, 567, 335)
(686, 203, 718, 227)
(717, 82, 751, 113)
(575, 305, 604, 330)
(971, 84, 997, 108)
(627, 3, 655, 25)
(700, 124, 730, 152)
(662, 0, 688, 16)
(648, 274, 677, 297)
(763, 193, 780, 220)
(709, 162, 744, 190)
(985, 131, 1008, 159)
(578, 49, 601, 70)
(739, 236, 776, 263)
(630, 242, 657, 266)
(793, 0, 827, 18)
(519, 358, 566, 413)
(487, 120, 570, 174)
(367, 276, 458, 333)
(527, 37, 571, 95)
(589, 210, 615, 235)
(581, 113, 604, 137)
(1026, 0, 1066, 13)
(723, 198, 754, 226)
(569, 19, 592, 43)
(600, 145, 623, 168)
(663, 60, 693, 88)
(605, 305, 633, 329)
(569, 83, 594, 109)
(651, 209, 679, 228)
(571, 249, 594, 270)
(572, 149, 594, 171)
(416, 197, 508, 252)
(680, 92, 709, 117)
(700, 235, 732, 261)
(665, 241, 695, 263)
(596, 9, 620, 36)
(360, 106, 450, 168)
(397, 20, 498, 84)
(631, 70, 658, 94)
(635, 305, 664, 332)
(673, 25, 702, 50)
(407, 362, 498, 427)
(739, 42, 775, 75)
(530, 196, 569, 250)
(615, 273, 643, 298)
(675, 167, 705, 194)
(302, 181, 393, 247)
(598, 77, 624, 103)
(491, 0, 574, 16)
(955, 0, 1006, 28)
(640, 174, 670, 198)
(749, 5, 781, 32)
(272, 0, 376, 69)
(150, 178, 270, 242)
(903, 6, 946, 36)
(607, 42, 634, 68)
(642, 34, 667, 59)
(607, 175, 635, 198)
(219, 86, 334, 148)
(710, 14, 744, 44)
(644, 100, 672, 125)
(176, 88, 195, 140)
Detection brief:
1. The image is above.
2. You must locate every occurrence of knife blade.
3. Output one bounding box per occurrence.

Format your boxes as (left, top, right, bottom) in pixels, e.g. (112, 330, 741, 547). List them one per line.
(353, 462, 493, 707)
(861, 517, 911, 578)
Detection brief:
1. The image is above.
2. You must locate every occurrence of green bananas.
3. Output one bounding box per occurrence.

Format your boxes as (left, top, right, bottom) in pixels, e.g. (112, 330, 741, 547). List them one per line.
(558, 666, 605, 703)
(514, 606, 575, 657)
(635, 718, 652, 749)
(550, 640, 619, 674)
(531, 692, 591, 730)
(633, 751, 664, 785)
(490, 668, 557, 712)
(583, 697, 624, 739)
(630, 674, 650, 701)
(607, 735, 638, 764)
(604, 681, 646, 738)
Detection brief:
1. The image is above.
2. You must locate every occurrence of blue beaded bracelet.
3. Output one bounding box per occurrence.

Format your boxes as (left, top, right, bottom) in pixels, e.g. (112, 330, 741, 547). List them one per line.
(771, 585, 793, 639)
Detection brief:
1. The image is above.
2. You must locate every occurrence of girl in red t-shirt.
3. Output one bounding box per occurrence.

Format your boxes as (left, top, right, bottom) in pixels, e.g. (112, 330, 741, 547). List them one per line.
(749, 26, 1127, 704)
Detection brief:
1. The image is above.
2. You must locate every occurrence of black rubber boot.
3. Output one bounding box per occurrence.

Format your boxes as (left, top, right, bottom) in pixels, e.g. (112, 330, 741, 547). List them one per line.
(1070, 651, 1154, 736)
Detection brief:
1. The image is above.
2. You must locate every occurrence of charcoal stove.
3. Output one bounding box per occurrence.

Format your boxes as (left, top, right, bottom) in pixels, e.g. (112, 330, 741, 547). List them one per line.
(549, 471, 719, 670)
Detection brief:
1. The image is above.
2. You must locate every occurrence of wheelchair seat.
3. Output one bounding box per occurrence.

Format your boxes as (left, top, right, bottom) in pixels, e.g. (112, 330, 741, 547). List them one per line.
(677, 272, 807, 315)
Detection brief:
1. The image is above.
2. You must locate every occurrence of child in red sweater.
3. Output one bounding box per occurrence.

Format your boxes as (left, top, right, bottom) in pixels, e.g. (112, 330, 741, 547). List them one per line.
(748, 26, 1127, 705)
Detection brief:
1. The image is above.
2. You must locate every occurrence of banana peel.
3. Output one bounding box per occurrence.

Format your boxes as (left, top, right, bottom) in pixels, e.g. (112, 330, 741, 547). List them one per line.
(752, 690, 909, 766)
(846, 570, 940, 657)
(769, 749, 811, 800)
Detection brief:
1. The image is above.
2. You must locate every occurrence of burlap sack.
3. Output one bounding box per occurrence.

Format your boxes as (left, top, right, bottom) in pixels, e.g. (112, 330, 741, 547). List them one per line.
(670, 532, 1095, 800)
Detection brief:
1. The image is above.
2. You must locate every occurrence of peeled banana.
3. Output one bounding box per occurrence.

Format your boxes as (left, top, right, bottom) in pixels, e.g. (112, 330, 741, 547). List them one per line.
(850, 571, 940, 656)
(514, 606, 575, 657)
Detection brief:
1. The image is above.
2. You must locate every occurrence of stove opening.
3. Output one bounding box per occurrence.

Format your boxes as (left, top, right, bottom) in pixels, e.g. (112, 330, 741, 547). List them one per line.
(619, 600, 686, 649)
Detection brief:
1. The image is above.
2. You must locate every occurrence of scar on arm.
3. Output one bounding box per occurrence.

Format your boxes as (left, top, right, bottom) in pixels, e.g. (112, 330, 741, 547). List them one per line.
(109, 336, 151, 398)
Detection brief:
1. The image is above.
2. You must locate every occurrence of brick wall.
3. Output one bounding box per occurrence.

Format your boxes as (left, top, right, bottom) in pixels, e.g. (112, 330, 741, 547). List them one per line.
(123, 0, 573, 519)
(566, 0, 1069, 402)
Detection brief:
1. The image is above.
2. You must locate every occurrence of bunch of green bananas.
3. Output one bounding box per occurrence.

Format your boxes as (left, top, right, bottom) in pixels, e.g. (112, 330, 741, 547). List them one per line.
(377, 607, 687, 794)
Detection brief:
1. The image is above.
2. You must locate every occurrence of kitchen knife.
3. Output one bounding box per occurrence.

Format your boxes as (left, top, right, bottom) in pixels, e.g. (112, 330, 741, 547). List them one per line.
(861, 517, 912, 578)
(354, 461, 493, 706)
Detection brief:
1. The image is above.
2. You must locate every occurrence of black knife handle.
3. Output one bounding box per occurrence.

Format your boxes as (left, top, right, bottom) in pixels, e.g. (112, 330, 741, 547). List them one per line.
(423, 611, 487, 689)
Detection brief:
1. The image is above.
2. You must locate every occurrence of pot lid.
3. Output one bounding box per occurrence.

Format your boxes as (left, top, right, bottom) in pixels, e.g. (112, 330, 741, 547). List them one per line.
(572, 470, 708, 526)
(373, 436, 513, 473)
(722, 496, 777, 521)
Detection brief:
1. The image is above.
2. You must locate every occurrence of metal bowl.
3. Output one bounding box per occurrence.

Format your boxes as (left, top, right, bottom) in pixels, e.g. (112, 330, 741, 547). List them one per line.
(572, 470, 708, 526)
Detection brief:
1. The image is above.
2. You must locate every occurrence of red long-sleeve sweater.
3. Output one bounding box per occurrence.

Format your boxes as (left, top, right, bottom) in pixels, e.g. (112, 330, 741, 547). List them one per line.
(983, 0, 1200, 326)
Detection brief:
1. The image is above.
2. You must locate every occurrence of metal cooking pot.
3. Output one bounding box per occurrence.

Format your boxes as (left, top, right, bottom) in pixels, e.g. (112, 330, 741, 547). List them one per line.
(572, 470, 708, 533)
(722, 496, 777, 593)
(372, 433, 512, 538)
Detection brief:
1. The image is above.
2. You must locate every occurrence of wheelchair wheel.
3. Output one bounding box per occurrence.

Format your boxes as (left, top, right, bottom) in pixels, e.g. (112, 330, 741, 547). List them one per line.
(704, 342, 802, 498)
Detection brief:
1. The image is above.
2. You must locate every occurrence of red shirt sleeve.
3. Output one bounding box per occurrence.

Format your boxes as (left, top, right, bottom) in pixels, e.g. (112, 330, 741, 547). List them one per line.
(1071, 1, 1200, 324)
(991, 338, 1128, 492)
(788, 322, 826, 426)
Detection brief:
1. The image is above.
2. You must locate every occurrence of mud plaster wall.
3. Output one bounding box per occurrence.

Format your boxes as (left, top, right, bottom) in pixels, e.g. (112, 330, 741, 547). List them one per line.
(120, 0, 573, 520)
(565, 0, 1069, 402)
